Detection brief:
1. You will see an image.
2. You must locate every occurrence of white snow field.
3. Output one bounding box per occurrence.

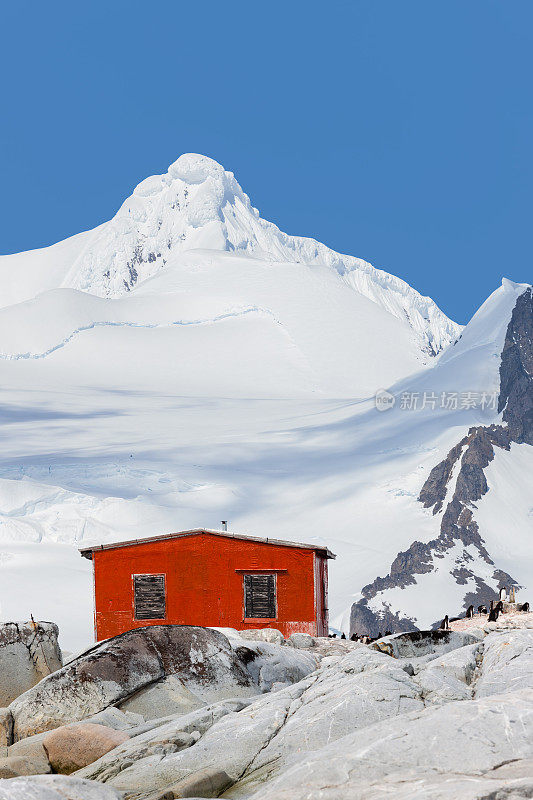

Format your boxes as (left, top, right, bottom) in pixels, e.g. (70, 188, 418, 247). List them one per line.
(0, 154, 529, 652)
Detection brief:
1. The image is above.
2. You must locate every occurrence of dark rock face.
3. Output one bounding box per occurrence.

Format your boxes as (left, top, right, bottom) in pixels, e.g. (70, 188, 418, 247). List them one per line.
(351, 601, 416, 639)
(419, 438, 465, 513)
(498, 286, 533, 445)
(350, 286, 532, 638)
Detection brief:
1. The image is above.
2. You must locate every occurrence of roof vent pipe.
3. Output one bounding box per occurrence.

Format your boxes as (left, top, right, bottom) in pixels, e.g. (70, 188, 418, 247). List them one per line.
(221, 521, 227, 531)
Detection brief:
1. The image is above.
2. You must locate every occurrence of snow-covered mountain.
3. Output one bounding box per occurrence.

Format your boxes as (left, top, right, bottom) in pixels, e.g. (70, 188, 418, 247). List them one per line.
(0, 154, 460, 357)
(349, 279, 532, 636)
(0, 154, 530, 652)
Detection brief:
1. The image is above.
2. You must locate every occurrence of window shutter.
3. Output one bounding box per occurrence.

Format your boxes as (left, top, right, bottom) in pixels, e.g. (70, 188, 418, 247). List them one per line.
(133, 574, 166, 620)
(244, 574, 276, 618)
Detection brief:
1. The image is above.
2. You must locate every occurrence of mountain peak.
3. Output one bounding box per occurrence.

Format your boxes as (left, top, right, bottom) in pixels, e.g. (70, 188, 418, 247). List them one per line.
(167, 153, 232, 184)
(56, 153, 462, 354)
(130, 153, 246, 205)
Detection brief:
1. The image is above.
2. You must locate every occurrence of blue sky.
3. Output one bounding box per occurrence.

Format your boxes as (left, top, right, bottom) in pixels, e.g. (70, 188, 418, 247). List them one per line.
(1, 1, 531, 323)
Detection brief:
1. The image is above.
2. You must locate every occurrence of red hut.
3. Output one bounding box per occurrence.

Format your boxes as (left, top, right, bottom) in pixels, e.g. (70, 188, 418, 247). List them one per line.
(80, 528, 335, 641)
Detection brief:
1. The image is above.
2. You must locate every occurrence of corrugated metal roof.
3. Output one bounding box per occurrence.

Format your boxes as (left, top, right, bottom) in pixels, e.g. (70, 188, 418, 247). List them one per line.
(79, 528, 336, 560)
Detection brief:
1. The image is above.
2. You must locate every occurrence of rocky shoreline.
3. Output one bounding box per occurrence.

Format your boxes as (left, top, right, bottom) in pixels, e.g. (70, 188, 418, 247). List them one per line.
(0, 618, 531, 798)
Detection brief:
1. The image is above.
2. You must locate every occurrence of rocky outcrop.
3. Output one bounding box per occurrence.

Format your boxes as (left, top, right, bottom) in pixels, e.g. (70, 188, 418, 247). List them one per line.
(79, 644, 423, 796)
(243, 631, 533, 799)
(8, 625, 317, 741)
(7, 731, 53, 773)
(72, 625, 533, 800)
(0, 621, 62, 707)
(2, 622, 531, 800)
(253, 721, 533, 800)
(8, 625, 254, 741)
(350, 286, 532, 636)
(75, 698, 253, 787)
(230, 639, 317, 694)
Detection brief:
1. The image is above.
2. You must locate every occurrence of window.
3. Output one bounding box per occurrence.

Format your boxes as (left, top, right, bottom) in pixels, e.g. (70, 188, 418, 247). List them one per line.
(244, 574, 276, 619)
(133, 574, 166, 620)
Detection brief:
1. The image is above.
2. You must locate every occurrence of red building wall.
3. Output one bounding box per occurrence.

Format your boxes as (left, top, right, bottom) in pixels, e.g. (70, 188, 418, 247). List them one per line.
(91, 532, 329, 641)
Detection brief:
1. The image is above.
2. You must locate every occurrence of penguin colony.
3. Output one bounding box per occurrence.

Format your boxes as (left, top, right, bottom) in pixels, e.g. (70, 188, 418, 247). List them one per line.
(439, 587, 529, 630)
(336, 587, 529, 638)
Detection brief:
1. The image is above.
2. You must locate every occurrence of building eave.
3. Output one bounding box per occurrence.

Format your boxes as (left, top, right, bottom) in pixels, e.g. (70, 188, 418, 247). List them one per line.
(79, 528, 336, 561)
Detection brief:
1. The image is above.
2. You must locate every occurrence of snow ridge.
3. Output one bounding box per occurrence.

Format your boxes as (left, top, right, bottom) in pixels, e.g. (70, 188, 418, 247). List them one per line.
(62, 153, 461, 355)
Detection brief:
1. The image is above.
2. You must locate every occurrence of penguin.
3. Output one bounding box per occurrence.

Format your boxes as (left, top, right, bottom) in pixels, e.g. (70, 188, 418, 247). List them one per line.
(439, 615, 449, 630)
(341, 633, 346, 640)
(466, 605, 474, 618)
(488, 603, 499, 622)
(478, 604, 487, 614)
(519, 602, 530, 612)
(495, 600, 504, 614)
(350, 633, 357, 641)
(499, 587, 507, 602)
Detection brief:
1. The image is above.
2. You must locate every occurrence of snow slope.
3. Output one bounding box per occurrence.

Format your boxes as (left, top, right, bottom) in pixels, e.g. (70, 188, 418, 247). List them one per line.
(0, 253, 431, 399)
(0, 154, 529, 652)
(0, 277, 528, 651)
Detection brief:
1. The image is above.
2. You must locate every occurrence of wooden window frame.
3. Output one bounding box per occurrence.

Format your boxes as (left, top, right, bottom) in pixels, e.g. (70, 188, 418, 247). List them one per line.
(243, 572, 277, 621)
(132, 573, 167, 621)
